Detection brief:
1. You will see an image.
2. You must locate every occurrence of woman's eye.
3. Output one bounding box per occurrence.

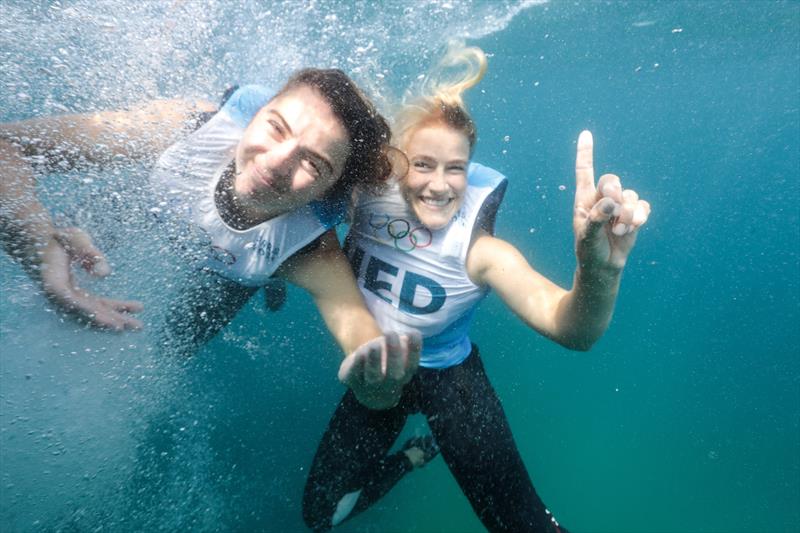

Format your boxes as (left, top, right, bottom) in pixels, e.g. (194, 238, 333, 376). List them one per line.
(302, 159, 321, 178)
(268, 120, 285, 137)
(448, 165, 466, 173)
(413, 161, 431, 169)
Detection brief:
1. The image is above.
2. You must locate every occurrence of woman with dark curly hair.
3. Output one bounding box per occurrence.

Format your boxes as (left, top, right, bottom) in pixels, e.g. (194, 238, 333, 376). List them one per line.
(0, 68, 419, 408)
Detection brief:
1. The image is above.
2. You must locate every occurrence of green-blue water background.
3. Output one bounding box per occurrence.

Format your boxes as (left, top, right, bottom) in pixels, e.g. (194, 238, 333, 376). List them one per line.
(0, 1, 798, 532)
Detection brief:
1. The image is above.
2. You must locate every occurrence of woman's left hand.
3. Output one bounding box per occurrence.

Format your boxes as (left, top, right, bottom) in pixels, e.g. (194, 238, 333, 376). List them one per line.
(572, 130, 651, 273)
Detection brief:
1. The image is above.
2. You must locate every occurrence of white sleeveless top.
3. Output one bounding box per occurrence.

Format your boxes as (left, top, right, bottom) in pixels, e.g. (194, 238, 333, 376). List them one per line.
(148, 85, 344, 287)
(346, 163, 507, 368)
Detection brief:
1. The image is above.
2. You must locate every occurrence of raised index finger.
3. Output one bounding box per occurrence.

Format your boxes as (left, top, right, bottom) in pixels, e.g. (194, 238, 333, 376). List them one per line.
(575, 130, 596, 204)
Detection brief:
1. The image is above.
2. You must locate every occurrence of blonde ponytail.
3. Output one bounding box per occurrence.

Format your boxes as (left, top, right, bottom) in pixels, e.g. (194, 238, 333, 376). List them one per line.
(394, 42, 487, 153)
(423, 41, 487, 108)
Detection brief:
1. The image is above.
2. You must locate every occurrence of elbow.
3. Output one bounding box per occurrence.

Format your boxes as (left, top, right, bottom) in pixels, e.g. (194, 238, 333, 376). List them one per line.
(556, 334, 598, 352)
(565, 340, 595, 352)
(577, 340, 596, 352)
(552, 318, 611, 352)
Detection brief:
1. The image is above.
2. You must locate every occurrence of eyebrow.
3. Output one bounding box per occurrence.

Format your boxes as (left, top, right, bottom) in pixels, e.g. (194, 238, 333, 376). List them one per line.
(413, 154, 469, 166)
(268, 110, 336, 177)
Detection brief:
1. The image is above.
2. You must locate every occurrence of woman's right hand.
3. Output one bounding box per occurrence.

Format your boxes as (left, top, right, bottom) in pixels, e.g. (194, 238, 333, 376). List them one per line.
(39, 227, 143, 330)
(339, 331, 421, 410)
(1, 99, 214, 331)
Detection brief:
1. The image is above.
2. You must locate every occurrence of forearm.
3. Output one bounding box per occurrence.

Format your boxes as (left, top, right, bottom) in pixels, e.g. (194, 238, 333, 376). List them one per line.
(553, 266, 622, 351)
(281, 230, 384, 357)
(317, 298, 383, 357)
(0, 140, 57, 275)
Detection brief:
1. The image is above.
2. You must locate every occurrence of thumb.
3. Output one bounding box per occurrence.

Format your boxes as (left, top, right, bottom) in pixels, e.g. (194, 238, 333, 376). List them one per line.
(57, 227, 111, 277)
(338, 349, 365, 384)
(584, 197, 617, 242)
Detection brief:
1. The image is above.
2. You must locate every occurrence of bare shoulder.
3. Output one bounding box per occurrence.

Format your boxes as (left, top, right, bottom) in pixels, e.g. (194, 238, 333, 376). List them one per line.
(84, 98, 216, 140)
(1, 98, 215, 139)
(105, 98, 216, 126)
(0, 98, 217, 163)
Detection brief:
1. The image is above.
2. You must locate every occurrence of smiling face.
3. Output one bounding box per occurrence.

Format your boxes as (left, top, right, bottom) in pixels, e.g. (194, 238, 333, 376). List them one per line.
(233, 85, 351, 221)
(400, 123, 470, 230)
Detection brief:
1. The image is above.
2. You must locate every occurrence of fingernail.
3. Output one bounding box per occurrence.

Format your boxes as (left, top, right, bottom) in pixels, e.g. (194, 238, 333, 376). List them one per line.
(613, 223, 628, 236)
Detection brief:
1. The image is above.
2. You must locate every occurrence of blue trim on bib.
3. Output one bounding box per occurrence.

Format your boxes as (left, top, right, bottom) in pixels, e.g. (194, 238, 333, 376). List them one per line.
(223, 84, 276, 128)
(468, 162, 508, 188)
(421, 304, 482, 368)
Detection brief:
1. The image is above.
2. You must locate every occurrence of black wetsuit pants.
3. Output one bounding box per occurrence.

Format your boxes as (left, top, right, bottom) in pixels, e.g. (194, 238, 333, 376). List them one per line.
(302, 346, 568, 533)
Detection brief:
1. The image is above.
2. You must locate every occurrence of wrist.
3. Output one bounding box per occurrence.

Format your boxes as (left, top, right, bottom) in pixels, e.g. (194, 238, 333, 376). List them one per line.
(22, 220, 60, 257)
(1, 216, 56, 258)
(575, 264, 622, 290)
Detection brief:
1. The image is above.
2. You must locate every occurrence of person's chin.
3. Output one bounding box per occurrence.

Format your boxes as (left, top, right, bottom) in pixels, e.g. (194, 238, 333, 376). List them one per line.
(416, 207, 451, 230)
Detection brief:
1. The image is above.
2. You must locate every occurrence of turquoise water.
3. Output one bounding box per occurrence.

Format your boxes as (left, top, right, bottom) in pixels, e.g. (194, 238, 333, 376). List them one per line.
(1, 1, 798, 532)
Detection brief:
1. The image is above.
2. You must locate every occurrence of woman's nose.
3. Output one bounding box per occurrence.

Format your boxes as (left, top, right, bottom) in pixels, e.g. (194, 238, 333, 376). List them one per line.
(428, 169, 448, 192)
(265, 138, 300, 186)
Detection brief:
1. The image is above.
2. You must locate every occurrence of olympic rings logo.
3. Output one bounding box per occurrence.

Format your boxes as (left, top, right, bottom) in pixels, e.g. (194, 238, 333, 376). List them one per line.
(368, 213, 433, 252)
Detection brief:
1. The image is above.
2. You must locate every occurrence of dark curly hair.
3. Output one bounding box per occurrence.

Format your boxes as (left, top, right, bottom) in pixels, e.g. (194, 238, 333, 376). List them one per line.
(275, 69, 393, 201)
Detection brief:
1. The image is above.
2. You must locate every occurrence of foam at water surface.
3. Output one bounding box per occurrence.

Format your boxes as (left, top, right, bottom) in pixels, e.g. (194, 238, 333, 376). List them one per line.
(0, 0, 545, 115)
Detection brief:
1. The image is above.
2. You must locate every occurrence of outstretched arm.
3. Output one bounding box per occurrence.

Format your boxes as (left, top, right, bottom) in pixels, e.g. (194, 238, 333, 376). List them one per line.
(278, 230, 420, 408)
(466, 131, 651, 351)
(0, 99, 214, 329)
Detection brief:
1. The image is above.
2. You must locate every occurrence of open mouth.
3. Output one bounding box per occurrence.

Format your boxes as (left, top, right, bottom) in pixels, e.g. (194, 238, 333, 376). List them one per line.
(420, 196, 453, 208)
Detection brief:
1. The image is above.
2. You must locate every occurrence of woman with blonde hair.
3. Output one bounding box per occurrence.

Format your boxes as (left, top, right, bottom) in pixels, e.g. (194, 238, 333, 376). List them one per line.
(303, 43, 650, 532)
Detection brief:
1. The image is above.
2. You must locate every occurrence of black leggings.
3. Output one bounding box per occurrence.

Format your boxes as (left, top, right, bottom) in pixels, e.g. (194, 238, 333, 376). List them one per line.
(302, 346, 568, 533)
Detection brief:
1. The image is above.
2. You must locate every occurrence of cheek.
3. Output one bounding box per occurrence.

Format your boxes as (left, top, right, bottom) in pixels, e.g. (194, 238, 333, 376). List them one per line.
(400, 173, 424, 196)
(294, 175, 336, 201)
(234, 143, 245, 170)
(399, 183, 418, 208)
(453, 179, 468, 198)
(235, 137, 259, 170)
(292, 176, 317, 194)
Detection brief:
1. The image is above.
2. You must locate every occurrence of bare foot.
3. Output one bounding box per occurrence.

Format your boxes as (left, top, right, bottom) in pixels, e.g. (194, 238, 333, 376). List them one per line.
(400, 435, 440, 469)
(403, 447, 426, 468)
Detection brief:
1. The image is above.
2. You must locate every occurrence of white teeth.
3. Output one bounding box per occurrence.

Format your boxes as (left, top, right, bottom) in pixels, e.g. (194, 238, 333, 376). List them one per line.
(421, 197, 450, 207)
